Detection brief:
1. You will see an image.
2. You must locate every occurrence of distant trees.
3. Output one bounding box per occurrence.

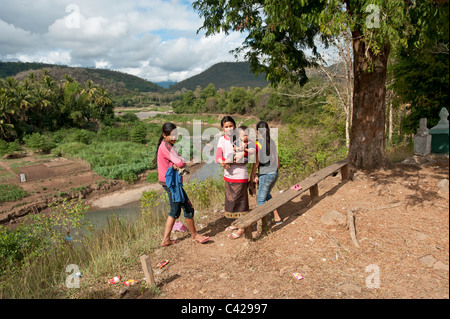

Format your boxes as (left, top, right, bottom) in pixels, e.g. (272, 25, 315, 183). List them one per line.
(0, 70, 114, 141)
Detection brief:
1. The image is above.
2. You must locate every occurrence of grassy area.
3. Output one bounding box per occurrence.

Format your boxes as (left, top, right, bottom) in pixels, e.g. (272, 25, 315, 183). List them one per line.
(0, 184, 29, 204)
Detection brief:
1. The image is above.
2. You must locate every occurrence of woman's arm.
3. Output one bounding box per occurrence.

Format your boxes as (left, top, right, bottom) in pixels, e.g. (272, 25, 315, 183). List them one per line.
(250, 150, 259, 183)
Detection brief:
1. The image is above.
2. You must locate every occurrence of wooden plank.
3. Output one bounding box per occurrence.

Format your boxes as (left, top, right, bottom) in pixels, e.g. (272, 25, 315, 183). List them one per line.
(140, 255, 155, 287)
(233, 160, 349, 230)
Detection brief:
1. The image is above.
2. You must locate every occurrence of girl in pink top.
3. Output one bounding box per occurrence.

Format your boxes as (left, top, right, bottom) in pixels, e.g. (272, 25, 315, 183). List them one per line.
(154, 122, 209, 246)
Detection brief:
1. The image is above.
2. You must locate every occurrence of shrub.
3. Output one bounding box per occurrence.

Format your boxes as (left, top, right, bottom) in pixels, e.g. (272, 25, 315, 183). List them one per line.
(24, 133, 55, 153)
(130, 122, 147, 144)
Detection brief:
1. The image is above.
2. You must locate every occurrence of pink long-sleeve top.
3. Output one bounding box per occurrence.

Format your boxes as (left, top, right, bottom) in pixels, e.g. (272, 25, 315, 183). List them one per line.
(157, 141, 186, 185)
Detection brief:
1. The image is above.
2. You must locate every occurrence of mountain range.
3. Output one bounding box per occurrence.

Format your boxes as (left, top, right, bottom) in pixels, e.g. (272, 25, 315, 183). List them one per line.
(0, 61, 269, 94)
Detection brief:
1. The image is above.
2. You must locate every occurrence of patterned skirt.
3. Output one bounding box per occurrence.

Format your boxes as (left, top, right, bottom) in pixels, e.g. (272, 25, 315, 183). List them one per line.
(224, 181, 249, 219)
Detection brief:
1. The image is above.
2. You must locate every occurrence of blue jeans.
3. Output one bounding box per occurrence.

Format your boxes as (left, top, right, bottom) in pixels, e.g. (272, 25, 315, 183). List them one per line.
(163, 185, 195, 219)
(257, 172, 278, 206)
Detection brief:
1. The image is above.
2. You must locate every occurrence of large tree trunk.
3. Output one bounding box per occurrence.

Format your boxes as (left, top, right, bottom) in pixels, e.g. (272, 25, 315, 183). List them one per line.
(347, 31, 393, 170)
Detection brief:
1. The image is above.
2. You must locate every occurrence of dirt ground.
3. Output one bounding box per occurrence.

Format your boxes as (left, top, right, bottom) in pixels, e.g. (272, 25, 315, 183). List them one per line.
(1, 154, 448, 299)
(126, 158, 448, 300)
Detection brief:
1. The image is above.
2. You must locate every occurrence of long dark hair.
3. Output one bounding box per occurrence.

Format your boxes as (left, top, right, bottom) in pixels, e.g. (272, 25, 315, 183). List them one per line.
(153, 122, 177, 165)
(256, 121, 271, 157)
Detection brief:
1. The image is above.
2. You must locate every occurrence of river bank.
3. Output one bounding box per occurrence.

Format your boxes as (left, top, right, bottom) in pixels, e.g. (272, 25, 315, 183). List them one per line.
(0, 156, 210, 228)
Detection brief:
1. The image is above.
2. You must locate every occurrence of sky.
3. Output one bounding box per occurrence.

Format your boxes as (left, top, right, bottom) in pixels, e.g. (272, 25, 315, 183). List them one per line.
(0, 0, 248, 83)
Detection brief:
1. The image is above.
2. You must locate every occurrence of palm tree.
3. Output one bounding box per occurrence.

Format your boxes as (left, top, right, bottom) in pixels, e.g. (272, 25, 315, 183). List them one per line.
(0, 88, 17, 139)
(94, 87, 113, 121)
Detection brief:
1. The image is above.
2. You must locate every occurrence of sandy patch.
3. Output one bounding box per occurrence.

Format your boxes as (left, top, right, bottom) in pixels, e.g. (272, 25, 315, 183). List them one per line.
(88, 183, 163, 209)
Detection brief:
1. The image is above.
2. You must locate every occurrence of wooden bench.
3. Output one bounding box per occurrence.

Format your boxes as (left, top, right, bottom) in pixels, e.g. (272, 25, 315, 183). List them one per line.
(232, 159, 351, 240)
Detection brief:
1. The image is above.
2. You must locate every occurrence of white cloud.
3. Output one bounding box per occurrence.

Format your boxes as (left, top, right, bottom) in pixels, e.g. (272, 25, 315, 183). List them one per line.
(0, 0, 246, 83)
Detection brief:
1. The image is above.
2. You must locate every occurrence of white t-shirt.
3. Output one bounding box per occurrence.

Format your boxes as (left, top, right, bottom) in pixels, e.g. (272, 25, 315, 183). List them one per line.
(215, 135, 249, 183)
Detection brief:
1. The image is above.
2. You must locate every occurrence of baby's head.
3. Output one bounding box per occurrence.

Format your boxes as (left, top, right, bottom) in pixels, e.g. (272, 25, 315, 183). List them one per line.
(237, 125, 249, 143)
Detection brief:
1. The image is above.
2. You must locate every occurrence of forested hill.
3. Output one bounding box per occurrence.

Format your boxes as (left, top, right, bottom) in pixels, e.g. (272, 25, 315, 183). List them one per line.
(168, 61, 270, 91)
(0, 62, 163, 93)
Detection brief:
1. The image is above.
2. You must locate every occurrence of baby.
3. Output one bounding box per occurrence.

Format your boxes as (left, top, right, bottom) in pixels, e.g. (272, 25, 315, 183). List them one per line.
(234, 126, 257, 195)
(233, 125, 256, 163)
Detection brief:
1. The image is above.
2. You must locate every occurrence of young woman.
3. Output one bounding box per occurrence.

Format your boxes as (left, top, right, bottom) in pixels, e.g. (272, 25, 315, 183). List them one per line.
(250, 121, 282, 225)
(154, 122, 210, 247)
(215, 116, 249, 239)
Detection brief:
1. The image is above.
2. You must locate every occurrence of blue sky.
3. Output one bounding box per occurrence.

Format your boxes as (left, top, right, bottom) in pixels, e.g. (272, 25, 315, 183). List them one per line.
(0, 0, 248, 83)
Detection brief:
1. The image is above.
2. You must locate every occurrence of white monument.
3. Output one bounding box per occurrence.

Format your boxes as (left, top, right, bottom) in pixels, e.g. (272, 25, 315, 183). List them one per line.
(414, 118, 431, 156)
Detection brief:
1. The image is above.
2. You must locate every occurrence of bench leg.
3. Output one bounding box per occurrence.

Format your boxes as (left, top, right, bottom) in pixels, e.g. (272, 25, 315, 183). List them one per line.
(341, 164, 349, 182)
(310, 184, 319, 203)
(244, 225, 253, 240)
(257, 215, 270, 237)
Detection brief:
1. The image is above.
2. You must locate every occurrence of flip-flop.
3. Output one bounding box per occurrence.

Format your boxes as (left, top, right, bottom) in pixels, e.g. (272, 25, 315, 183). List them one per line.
(227, 232, 241, 240)
(273, 220, 283, 225)
(225, 225, 239, 232)
(161, 239, 179, 247)
(194, 236, 210, 244)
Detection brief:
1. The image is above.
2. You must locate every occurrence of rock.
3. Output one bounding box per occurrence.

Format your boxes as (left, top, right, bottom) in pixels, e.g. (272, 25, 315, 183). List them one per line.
(433, 261, 449, 272)
(437, 179, 449, 193)
(320, 210, 347, 227)
(219, 273, 230, 279)
(419, 255, 437, 268)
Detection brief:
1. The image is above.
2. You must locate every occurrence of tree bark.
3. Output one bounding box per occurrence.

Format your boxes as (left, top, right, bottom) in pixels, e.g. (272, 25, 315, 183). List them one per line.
(347, 30, 393, 170)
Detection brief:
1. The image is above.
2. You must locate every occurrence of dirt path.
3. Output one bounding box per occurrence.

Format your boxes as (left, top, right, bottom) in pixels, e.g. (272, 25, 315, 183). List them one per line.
(128, 160, 449, 299)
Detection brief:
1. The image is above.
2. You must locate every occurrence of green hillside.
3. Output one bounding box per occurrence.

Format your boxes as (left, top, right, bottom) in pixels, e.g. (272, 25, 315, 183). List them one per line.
(0, 62, 163, 93)
(168, 61, 269, 91)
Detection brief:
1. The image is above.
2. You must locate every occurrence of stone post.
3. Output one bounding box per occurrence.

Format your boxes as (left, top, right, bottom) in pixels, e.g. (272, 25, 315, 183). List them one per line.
(414, 118, 431, 156)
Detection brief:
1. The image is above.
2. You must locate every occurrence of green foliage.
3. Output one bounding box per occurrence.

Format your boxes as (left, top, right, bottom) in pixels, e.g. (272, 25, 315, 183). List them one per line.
(6, 140, 21, 153)
(0, 140, 7, 155)
(0, 140, 22, 156)
(146, 171, 159, 183)
(0, 199, 91, 275)
(0, 184, 29, 204)
(389, 1, 449, 134)
(130, 121, 147, 144)
(23, 132, 55, 153)
(140, 190, 168, 216)
(277, 125, 347, 188)
(52, 141, 157, 183)
(184, 177, 225, 211)
(0, 70, 114, 141)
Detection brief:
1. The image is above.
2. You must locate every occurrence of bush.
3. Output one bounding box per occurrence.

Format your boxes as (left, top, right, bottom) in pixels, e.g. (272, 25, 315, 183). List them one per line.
(130, 122, 147, 144)
(6, 140, 21, 154)
(0, 140, 8, 156)
(23, 133, 55, 153)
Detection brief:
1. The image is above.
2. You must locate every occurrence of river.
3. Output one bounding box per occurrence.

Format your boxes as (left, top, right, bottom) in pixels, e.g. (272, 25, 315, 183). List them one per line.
(85, 162, 223, 228)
